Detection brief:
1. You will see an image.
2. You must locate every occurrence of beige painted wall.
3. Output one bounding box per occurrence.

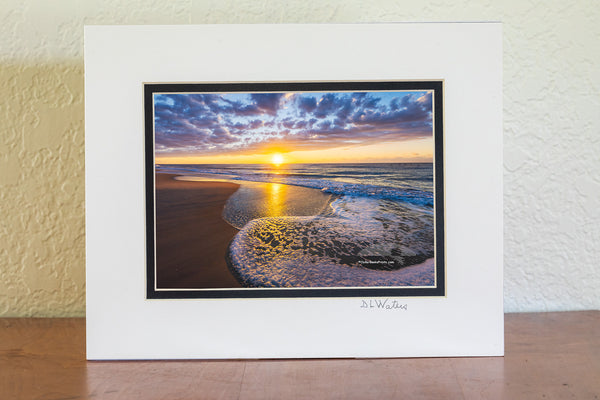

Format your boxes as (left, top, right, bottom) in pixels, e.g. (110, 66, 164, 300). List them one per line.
(1, 1, 598, 316)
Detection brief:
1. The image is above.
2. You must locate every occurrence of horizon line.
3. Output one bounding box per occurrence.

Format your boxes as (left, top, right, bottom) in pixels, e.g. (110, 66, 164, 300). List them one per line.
(155, 161, 433, 165)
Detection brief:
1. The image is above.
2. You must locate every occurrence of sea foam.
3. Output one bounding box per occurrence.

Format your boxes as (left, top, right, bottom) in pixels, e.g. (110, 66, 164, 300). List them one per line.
(227, 195, 434, 288)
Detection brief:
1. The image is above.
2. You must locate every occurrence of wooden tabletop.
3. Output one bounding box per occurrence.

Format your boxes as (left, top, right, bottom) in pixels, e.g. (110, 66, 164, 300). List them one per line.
(1, 311, 598, 399)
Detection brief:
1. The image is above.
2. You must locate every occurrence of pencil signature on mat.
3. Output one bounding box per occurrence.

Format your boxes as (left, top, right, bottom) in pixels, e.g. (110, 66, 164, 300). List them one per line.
(360, 299, 407, 311)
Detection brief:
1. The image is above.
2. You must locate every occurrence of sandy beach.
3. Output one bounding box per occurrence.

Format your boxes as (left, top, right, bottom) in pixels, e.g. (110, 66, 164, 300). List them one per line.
(154, 173, 242, 288)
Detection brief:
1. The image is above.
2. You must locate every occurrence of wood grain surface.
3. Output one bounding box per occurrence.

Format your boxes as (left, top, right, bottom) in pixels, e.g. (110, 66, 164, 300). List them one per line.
(1, 311, 598, 399)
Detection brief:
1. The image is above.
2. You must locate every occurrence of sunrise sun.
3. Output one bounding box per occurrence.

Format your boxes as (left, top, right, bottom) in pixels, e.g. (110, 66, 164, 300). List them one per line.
(271, 153, 284, 166)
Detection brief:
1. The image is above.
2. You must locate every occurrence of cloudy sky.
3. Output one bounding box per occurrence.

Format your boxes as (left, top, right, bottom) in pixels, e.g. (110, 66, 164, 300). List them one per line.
(153, 90, 434, 164)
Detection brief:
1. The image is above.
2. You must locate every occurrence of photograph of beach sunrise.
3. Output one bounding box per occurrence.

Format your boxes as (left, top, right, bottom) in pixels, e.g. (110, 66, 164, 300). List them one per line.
(149, 83, 442, 291)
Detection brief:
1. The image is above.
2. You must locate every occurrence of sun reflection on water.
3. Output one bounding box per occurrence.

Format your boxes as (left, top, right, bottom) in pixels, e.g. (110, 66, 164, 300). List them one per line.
(265, 182, 286, 217)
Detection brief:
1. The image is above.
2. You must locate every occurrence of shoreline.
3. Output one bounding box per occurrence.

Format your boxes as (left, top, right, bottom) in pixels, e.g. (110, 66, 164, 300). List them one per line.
(154, 173, 242, 288)
(174, 175, 337, 228)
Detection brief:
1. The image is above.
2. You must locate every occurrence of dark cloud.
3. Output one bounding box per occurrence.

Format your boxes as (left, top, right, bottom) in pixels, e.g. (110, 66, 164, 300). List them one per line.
(298, 96, 317, 113)
(336, 100, 353, 123)
(250, 93, 284, 115)
(281, 118, 296, 130)
(313, 93, 340, 118)
(248, 119, 263, 129)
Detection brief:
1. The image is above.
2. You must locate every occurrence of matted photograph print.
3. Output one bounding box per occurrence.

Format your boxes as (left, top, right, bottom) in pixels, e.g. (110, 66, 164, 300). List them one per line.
(145, 81, 444, 299)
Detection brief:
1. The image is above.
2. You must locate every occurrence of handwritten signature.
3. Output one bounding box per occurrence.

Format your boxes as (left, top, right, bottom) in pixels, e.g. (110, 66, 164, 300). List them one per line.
(360, 299, 407, 310)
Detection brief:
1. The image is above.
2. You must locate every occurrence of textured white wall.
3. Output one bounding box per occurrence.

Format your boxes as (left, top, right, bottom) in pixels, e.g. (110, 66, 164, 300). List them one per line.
(0, 1, 598, 316)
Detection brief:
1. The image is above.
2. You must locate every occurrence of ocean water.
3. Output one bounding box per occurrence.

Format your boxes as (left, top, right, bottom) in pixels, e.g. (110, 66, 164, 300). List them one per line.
(160, 163, 433, 208)
(158, 163, 436, 287)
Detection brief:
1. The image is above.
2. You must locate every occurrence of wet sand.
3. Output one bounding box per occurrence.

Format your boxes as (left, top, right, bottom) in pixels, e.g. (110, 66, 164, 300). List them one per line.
(154, 173, 242, 288)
